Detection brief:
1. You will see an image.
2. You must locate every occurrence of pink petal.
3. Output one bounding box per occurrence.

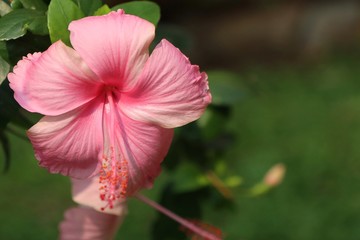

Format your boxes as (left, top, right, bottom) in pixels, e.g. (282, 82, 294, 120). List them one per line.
(8, 52, 42, 113)
(27, 97, 104, 179)
(8, 41, 101, 116)
(71, 176, 127, 215)
(117, 114, 174, 195)
(69, 10, 155, 90)
(100, 96, 173, 199)
(121, 39, 212, 128)
(59, 206, 125, 240)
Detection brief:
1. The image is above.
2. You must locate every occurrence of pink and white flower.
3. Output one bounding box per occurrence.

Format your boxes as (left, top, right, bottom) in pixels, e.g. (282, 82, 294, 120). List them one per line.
(8, 10, 211, 209)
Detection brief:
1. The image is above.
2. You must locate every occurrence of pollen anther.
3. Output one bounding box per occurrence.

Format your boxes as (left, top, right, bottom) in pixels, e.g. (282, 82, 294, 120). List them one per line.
(99, 147, 128, 210)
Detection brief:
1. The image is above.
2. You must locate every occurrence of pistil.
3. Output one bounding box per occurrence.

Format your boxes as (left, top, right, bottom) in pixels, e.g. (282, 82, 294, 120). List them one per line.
(100, 89, 129, 210)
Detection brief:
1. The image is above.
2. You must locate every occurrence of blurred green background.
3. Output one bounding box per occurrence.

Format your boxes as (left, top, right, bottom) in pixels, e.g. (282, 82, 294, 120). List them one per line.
(2, 0, 360, 239)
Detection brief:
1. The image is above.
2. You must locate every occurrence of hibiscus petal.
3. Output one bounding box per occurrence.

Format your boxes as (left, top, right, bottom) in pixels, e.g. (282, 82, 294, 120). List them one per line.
(104, 106, 173, 196)
(69, 10, 155, 90)
(71, 176, 128, 215)
(59, 206, 125, 240)
(8, 41, 100, 116)
(27, 98, 104, 179)
(117, 114, 174, 195)
(8, 52, 42, 113)
(121, 39, 212, 128)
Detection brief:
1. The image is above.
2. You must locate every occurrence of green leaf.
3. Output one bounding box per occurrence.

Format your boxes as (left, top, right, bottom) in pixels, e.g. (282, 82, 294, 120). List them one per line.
(28, 14, 48, 35)
(0, 41, 9, 61)
(76, 0, 102, 16)
(207, 70, 246, 105)
(224, 175, 242, 187)
(20, 0, 47, 11)
(0, 56, 9, 84)
(197, 107, 228, 140)
(0, 80, 33, 129)
(94, 4, 111, 16)
(48, 0, 84, 46)
(0, 9, 47, 41)
(171, 162, 209, 193)
(112, 1, 160, 26)
(6, 34, 50, 65)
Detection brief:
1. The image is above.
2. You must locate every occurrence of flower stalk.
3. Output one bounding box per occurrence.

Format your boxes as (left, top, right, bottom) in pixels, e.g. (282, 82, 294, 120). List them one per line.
(134, 193, 222, 240)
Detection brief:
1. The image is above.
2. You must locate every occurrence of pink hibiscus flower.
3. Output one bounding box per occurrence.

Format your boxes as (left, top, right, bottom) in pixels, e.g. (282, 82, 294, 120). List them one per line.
(8, 10, 211, 209)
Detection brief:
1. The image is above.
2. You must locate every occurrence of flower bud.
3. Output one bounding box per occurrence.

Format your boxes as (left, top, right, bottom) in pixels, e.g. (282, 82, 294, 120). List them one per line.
(264, 163, 286, 187)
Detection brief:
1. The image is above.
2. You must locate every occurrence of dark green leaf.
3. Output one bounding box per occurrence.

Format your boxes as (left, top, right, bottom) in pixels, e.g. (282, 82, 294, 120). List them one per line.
(76, 0, 102, 16)
(112, 1, 160, 26)
(154, 24, 193, 53)
(6, 33, 50, 66)
(171, 162, 209, 193)
(0, 56, 9, 84)
(20, 0, 47, 11)
(0, 9, 47, 41)
(197, 107, 229, 140)
(0, 131, 10, 173)
(94, 4, 111, 16)
(28, 15, 48, 35)
(48, 0, 84, 46)
(0, 80, 33, 129)
(0, 41, 9, 61)
(207, 70, 246, 105)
